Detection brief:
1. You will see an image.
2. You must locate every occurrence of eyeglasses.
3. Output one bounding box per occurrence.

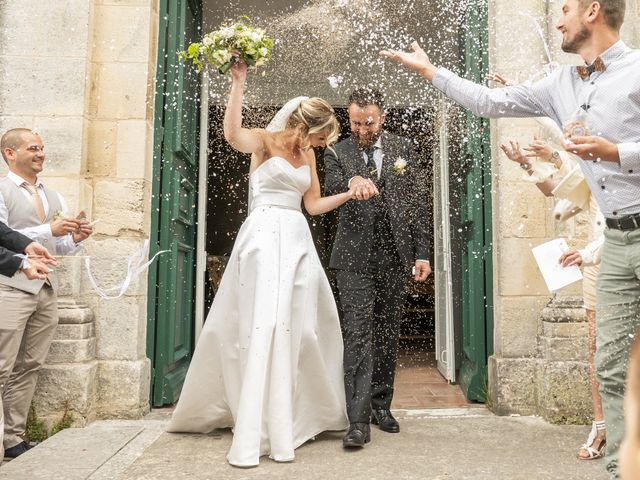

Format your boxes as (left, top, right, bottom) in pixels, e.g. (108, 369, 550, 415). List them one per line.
(24, 145, 45, 153)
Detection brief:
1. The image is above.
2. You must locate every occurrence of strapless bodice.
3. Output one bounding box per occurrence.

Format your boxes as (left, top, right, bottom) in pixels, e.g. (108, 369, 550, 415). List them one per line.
(249, 157, 311, 212)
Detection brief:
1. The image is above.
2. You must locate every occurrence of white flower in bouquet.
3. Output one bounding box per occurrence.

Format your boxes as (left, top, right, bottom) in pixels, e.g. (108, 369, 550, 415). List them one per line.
(179, 17, 274, 74)
(393, 158, 407, 176)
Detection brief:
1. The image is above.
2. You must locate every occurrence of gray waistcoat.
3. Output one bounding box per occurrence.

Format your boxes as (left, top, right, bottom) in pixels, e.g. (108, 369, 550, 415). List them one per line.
(0, 177, 62, 294)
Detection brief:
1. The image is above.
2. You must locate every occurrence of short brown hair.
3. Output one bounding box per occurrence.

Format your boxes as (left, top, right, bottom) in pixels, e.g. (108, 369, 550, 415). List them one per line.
(348, 88, 385, 112)
(0, 128, 33, 163)
(579, 0, 626, 30)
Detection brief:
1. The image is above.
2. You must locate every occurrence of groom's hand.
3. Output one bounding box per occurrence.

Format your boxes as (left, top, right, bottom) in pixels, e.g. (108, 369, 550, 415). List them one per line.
(380, 42, 438, 81)
(414, 260, 431, 282)
(349, 176, 379, 201)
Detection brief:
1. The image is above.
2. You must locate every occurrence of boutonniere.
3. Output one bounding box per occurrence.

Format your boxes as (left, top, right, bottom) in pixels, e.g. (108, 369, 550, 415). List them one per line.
(393, 158, 407, 176)
(52, 210, 64, 221)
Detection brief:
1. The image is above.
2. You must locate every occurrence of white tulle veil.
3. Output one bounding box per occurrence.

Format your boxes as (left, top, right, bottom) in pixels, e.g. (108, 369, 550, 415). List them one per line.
(266, 96, 309, 132)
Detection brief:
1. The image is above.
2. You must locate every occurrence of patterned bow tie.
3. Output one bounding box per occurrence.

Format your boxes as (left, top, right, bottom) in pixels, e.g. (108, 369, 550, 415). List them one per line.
(576, 56, 606, 80)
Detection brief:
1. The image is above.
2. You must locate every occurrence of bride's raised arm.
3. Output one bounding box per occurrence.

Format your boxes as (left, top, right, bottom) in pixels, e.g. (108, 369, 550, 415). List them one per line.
(223, 61, 265, 154)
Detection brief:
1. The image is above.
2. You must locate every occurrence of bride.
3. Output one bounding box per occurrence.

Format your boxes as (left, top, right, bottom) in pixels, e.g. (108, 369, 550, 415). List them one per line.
(167, 60, 369, 467)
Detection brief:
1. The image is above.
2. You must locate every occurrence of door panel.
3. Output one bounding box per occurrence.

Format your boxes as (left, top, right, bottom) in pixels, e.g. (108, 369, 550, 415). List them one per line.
(148, 0, 202, 407)
(458, 0, 494, 402)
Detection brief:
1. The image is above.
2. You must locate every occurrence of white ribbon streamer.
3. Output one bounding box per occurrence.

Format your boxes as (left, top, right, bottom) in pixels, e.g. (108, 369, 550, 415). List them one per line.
(83, 240, 169, 300)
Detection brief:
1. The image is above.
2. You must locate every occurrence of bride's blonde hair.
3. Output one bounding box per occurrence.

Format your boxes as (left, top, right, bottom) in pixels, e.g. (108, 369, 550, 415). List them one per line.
(286, 98, 340, 145)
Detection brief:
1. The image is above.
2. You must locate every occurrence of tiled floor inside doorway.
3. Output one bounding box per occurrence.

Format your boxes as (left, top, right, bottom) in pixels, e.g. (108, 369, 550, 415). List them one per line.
(391, 349, 477, 409)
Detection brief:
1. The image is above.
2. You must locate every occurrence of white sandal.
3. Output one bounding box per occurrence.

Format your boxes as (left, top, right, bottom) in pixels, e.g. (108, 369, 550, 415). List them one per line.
(577, 420, 606, 460)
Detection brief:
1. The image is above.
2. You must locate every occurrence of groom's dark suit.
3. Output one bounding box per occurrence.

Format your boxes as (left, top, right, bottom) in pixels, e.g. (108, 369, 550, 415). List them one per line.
(324, 131, 430, 424)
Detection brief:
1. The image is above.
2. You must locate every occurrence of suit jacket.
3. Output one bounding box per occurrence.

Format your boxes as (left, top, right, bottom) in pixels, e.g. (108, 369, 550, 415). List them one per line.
(324, 131, 430, 272)
(0, 220, 31, 277)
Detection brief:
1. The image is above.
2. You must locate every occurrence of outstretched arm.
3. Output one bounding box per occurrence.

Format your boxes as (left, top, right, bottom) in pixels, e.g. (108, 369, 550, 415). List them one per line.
(381, 42, 555, 120)
(304, 154, 357, 216)
(223, 61, 265, 154)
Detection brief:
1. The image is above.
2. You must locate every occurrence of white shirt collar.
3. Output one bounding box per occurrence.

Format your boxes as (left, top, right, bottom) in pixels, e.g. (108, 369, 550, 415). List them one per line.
(7, 171, 41, 188)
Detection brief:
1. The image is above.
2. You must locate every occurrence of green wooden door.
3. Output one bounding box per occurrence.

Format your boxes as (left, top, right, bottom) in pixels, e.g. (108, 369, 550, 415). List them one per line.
(458, 0, 494, 402)
(147, 0, 202, 406)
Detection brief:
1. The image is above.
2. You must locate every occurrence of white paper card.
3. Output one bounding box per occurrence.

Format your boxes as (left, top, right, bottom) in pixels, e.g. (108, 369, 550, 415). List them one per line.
(532, 238, 583, 292)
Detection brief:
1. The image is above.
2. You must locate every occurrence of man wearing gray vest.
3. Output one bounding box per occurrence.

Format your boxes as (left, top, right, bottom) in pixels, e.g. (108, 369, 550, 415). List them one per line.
(0, 128, 93, 459)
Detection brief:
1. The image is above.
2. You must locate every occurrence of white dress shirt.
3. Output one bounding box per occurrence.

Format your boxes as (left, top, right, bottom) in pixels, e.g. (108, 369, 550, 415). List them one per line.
(0, 172, 82, 255)
(432, 40, 640, 218)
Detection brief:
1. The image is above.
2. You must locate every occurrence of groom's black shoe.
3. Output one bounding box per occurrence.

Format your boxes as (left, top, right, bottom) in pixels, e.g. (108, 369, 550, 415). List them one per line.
(371, 409, 400, 433)
(342, 422, 371, 448)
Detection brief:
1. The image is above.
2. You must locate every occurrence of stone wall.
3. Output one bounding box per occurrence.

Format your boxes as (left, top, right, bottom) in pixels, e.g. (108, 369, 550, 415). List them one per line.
(488, 0, 640, 422)
(0, 0, 159, 425)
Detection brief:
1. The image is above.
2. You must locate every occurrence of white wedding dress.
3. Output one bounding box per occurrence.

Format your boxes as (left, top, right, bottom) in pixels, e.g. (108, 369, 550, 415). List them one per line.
(167, 156, 348, 467)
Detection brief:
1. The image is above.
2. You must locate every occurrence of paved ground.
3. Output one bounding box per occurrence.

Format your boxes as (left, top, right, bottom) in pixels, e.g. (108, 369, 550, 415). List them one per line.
(0, 408, 609, 480)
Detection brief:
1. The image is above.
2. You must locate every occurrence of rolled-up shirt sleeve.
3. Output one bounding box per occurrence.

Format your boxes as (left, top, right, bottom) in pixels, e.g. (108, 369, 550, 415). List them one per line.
(617, 142, 640, 173)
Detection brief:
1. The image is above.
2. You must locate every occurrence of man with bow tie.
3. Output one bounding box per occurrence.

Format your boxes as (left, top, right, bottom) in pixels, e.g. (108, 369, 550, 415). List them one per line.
(382, 0, 638, 477)
(324, 88, 431, 449)
(0, 128, 93, 460)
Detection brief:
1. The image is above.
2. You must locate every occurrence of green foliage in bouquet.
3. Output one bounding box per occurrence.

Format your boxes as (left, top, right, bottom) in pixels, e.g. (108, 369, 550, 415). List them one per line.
(179, 17, 274, 74)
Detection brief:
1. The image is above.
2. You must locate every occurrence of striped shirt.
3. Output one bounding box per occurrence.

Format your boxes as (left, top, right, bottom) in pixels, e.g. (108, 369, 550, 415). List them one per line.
(432, 40, 640, 217)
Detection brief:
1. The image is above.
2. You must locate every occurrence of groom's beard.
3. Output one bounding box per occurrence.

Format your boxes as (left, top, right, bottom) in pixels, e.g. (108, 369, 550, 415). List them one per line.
(351, 129, 383, 149)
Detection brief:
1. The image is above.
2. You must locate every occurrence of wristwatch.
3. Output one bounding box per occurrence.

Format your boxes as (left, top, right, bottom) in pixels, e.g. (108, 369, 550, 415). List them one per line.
(519, 162, 532, 171)
(551, 150, 562, 167)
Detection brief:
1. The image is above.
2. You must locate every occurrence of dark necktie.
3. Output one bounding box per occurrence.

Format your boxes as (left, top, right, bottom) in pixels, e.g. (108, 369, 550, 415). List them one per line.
(576, 56, 606, 80)
(364, 147, 380, 178)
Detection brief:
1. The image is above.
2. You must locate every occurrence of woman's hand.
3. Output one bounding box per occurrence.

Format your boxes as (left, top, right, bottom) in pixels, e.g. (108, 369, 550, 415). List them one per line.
(559, 249, 583, 267)
(229, 59, 247, 84)
(524, 137, 555, 163)
(500, 140, 529, 167)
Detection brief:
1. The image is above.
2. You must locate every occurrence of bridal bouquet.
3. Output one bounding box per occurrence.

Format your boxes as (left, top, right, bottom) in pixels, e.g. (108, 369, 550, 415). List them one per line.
(180, 17, 274, 74)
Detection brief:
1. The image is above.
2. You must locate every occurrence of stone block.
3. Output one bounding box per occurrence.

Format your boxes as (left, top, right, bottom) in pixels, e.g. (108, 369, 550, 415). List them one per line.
(498, 182, 549, 238)
(541, 296, 585, 323)
(55, 257, 85, 298)
(540, 335, 589, 362)
(92, 5, 152, 63)
(96, 359, 150, 418)
(95, 62, 150, 119)
(116, 120, 150, 178)
(92, 296, 147, 360)
(47, 338, 97, 364)
(496, 238, 549, 296)
(88, 120, 118, 176)
(0, 0, 90, 58)
(491, 15, 546, 77)
(93, 179, 148, 236)
(57, 300, 95, 325)
(491, 0, 545, 17)
(54, 322, 95, 341)
(0, 57, 87, 116)
(543, 321, 588, 338)
(537, 361, 591, 424)
(0, 116, 34, 137)
(494, 296, 547, 358)
(488, 356, 538, 416)
(33, 361, 98, 421)
(32, 116, 85, 175)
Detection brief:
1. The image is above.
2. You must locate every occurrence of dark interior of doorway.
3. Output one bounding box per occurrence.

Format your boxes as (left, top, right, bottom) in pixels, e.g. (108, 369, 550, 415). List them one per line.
(203, 104, 436, 359)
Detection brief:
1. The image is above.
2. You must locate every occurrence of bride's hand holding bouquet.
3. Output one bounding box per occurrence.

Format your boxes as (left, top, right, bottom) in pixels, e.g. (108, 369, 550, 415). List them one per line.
(180, 17, 273, 74)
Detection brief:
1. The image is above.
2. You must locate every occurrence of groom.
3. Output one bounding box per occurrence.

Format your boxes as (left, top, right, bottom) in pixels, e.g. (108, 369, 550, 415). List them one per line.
(324, 88, 431, 448)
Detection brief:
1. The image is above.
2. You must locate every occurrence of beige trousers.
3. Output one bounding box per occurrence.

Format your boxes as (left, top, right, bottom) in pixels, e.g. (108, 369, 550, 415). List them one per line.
(0, 283, 57, 456)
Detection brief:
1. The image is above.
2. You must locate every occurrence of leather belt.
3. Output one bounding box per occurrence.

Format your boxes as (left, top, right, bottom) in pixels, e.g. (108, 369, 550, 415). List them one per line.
(606, 212, 640, 231)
